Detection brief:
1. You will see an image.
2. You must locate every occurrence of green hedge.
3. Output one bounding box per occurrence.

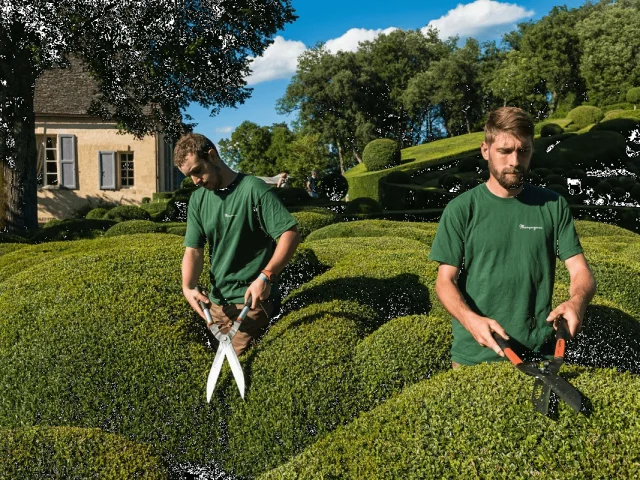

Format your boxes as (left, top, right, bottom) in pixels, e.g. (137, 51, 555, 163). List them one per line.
(540, 122, 565, 137)
(626, 86, 640, 106)
(305, 219, 438, 246)
(0, 235, 220, 471)
(0, 426, 168, 479)
(290, 210, 337, 240)
(362, 138, 401, 172)
(262, 364, 640, 479)
(567, 105, 604, 129)
(354, 312, 451, 407)
(30, 219, 117, 243)
(85, 207, 110, 220)
(104, 220, 165, 237)
(0, 232, 30, 244)
(103, 205, 151, 222)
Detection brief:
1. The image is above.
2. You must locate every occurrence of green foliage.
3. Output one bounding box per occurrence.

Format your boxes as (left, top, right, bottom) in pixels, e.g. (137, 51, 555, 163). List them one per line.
(104, 220, 165, 237)
(344, 197, 383, 215)
(540, 122, 565, 137)
(152, 192, 173, 202)
(626, 87, 640, 105)
(534, 130, 625, 171)
(0, 426, 168, 479)
(567, 106, 604, 129)
(263, 365, 640, 479)
(85, 207, 110, 220)
(140, 200, 170, 221)
(0, 235, 224, 471)
(103, 205, 151, 222)
(165, 188, 196, 222)
(291, 210, 338, 240)
(273, 187, 312, 208)
(457, 155, 481, 173)
(165, 225, 187, 236)
(592, 118, 640, 139)
(354, 313, 451, 406)
(543, 174, 566, 186)
(30, 219, 117, 243)
(384, 170, 413, 184)
(547, 183, 570, 199)
(278, 245, 326, 299)
(0, 232, 30, 244)
(319, 172, 349, 201)
(438, 173, 462, 191)
(305, 220, 438, 246)
(363, 139, 401, 172)
(180, 176, 195, 189)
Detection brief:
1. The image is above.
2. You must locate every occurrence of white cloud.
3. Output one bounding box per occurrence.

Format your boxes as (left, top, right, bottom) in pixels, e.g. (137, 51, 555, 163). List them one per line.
(422, 0, 534, 40)
(324, 27, 398, 54)
(246, 36, 307, 85)
(215, 126, 233, 134)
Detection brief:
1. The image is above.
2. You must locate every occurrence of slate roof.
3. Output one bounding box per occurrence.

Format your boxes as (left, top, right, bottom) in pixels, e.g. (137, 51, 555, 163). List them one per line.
(34, 55, 101, 116)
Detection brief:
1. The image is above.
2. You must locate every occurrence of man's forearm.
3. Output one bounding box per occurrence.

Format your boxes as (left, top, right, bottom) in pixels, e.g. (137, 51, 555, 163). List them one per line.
(435, 277, 479, 329)
(182, 247, 205, 291)
(568, 267, 597, 316)
(263, 228, 300, 275)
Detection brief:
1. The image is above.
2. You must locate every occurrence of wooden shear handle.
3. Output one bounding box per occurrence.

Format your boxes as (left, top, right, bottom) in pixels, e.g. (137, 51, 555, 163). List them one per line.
(492, 332, 524, 366)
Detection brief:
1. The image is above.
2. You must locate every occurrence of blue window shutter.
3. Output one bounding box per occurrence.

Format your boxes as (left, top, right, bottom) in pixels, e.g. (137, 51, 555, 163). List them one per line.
(99, 151, 116, 190)
(58, 134, 77, 189)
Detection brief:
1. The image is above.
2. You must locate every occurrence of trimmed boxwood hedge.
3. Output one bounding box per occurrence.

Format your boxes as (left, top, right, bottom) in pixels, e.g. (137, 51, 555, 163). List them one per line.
(85, 207, 110, 220)
(362, 138, 401, 172)
(103, 204, 151, 222)
(305, 219, 438, 246)
(29, 219, 117, 243)
(0, 426, 168, 479)
(567, 105, 604, 129)
(0, 235, 220, 470)
(290, 210, 337, 240)
(261, 364, 640, 479)
(104, 219, 165, 237)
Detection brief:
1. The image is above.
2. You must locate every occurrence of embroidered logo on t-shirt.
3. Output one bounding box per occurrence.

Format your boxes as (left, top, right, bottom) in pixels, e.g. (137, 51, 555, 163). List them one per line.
(519, 224, 542, 231)
(224, 213, 237, 218)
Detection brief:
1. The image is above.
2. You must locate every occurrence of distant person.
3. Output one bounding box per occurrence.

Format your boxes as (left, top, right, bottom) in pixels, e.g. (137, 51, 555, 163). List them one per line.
(429, 106, 596, 367)
(276, 171, 289, 188)
(307, 169, 319, 198)
(173, 133, 301, 355)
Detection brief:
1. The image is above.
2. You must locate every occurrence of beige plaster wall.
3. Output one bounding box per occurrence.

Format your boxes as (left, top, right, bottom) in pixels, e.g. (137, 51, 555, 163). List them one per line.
(35, 118, 161, 222)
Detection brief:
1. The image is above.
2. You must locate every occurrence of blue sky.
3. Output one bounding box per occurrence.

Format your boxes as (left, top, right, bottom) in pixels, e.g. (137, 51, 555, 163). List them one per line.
(185, 0, 590, 147)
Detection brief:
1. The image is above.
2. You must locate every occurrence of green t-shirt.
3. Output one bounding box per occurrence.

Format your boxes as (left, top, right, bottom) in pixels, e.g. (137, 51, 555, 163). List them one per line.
(184, 174, 297, 305)
(428, 183, 583, 366)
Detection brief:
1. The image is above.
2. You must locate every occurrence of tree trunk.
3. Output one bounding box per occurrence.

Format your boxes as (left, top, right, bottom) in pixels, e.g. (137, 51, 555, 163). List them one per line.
(465, 111, 471, 135)
(352, 148, 362, 165)
(335, 139, 345, 175)
(0, 43, 38, 233)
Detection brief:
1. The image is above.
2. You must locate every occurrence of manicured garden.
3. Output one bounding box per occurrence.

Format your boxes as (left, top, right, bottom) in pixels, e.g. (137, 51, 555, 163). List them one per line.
(1, 217, 638, 478)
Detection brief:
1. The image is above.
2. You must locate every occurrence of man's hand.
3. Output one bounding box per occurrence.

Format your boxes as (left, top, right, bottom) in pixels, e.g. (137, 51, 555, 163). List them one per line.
(546, 299, 583, 338)
(462, 315, 510, 358)
(246, 276, 271, 310)
(183, 286, 211, 320)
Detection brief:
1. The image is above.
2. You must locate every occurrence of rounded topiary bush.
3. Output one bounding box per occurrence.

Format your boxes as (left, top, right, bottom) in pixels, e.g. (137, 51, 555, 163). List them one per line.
(165, 188, 196, 222)
(595, 181, 614, 197)
(85, 207, 109, 220)
(463, 177, 482, 191)
(626, 86, 640, 106)
(29, 219, 117, 243)
(319, 172, 349, 201)
(591, 118, 639, 139)
(305, 220, 438, 246)
(525, 171, 542, 186)
(457, 156, 480, 173)
(273, 187, 312, 207)
(103, 205, 151, 222)
(567, 105, 604, 129)
(354, 313, 451, 407)
(104, 220, 164, 237)
(180, 176, 196, 189)
(263, 364, 640, 479)
(540, 122, 565, 137)
(362, 138, 401, 172)
(0, 426, 168, 479)
(0, 235, 222, 471)
(543, 174, 566, 186)
(384, 170, 412, 185)
(0, 232, 30, 244)
(343, 197, 383, 215)
(439, 174, 462, 191)
(291, 210, 338, 240)
(165, 225, 187, 236)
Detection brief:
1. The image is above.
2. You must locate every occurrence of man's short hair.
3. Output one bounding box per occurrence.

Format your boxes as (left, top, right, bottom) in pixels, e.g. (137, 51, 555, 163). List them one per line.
(484, 107, 535, 144)
(173, 133, 218, 168)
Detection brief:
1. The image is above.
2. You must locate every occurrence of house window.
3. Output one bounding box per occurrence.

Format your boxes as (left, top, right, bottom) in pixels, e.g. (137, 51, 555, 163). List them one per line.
(120, 152, 134, 187)
(36, 135, 59, 186)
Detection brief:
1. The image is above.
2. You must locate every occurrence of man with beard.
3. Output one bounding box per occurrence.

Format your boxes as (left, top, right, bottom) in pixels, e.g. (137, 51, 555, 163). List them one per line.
(175, 133, 300, 356)
(429, 107, 596, 367)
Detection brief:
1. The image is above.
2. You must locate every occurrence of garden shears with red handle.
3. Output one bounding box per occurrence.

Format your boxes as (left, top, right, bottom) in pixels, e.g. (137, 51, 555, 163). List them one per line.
(492, 317, 582, 414)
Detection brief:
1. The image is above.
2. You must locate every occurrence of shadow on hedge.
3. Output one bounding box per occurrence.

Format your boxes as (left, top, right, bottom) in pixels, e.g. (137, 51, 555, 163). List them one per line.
(569, 305, 640, 374)
(283, 273, 431, 325)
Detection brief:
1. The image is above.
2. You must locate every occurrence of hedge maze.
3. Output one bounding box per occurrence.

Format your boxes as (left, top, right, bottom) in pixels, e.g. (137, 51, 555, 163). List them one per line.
(1, 217, 639, 478)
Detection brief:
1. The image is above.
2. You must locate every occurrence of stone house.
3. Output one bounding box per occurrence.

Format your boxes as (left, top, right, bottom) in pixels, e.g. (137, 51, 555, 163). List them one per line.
(34, 56, 181, 222)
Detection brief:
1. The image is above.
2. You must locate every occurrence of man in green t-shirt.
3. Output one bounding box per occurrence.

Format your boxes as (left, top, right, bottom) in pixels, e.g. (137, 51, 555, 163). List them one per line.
(174, 133, 300, 355)
(429, 107, 596, 366)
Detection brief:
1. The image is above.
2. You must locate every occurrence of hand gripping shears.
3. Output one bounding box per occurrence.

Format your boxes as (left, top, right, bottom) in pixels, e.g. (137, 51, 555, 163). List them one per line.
(492, 317, 583, 414)
(199, 297, 252, 402)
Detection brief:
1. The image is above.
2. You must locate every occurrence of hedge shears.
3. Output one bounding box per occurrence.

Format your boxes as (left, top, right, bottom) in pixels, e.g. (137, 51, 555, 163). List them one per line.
(492, 317, 582, 415)
(199, 297, 251, 402)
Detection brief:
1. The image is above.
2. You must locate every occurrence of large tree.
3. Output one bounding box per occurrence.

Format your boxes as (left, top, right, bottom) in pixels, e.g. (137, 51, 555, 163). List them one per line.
(0, 0, 296, 232)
